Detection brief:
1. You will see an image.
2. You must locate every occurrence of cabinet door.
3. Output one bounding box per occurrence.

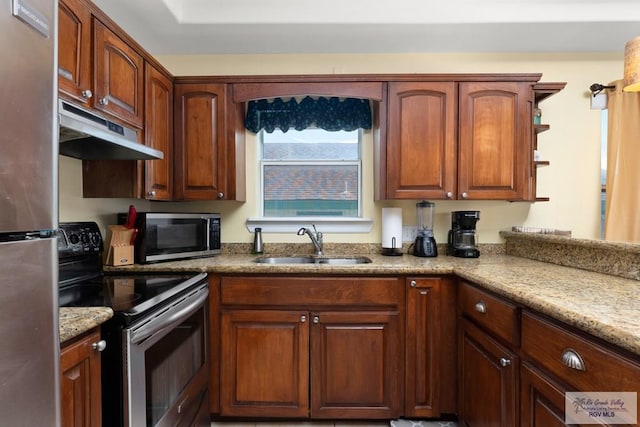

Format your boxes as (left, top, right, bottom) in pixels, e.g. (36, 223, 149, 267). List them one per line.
(520, 362, 569, 427)
(310, 310, 401, 419)
(174, 83, 229, 200)
(58, 0, 92, 105)
(386, 82, 457, 199)
(405, 277, 441, 417)
(93, 19, 144, 128)
(144, 63, 174, 200)
(459, 318, 518, 427)
(60, 329, 102, 427)
(220, 309, 309, 418)
(458, 81, 532, 200)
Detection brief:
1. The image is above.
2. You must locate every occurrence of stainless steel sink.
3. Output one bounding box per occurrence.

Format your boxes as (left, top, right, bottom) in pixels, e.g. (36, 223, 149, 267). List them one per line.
(254, 256, 372, 265)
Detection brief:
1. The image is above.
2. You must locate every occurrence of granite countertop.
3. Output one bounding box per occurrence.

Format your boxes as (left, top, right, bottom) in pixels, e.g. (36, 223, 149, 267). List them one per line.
(60, 307, 113, 344)
(103, 253, 640, 357)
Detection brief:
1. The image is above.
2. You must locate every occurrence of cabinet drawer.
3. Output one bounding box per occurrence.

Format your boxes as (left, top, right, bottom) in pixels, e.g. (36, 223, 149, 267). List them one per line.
(459, 281, 519, 346)
(221, 276, 401, 306)
(522, 311, 640, 392)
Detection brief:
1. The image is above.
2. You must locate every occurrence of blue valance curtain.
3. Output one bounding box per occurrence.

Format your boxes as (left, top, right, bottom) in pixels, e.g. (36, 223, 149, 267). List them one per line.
(245, 96, 372, 133)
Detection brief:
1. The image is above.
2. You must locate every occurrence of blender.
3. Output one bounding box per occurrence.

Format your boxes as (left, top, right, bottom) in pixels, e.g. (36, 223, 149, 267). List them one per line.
(447, 211, 481, 258)
(413, 201, 437, 257)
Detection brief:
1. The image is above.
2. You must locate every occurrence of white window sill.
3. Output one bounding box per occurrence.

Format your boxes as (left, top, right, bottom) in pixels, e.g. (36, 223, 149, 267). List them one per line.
(246, 217, 373, 233)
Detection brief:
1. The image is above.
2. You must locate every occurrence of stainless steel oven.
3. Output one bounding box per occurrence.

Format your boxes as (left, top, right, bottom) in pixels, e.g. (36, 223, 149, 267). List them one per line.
(57, 222, 211, 427)
(124, 281, 209, 427)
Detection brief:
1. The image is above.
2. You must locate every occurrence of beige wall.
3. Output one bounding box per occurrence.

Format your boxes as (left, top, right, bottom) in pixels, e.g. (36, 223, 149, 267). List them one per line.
(59, 52, 622, 245)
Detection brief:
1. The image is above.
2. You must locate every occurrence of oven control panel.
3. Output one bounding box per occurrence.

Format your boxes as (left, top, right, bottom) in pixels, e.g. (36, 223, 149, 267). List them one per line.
(57, 222, 103, 257)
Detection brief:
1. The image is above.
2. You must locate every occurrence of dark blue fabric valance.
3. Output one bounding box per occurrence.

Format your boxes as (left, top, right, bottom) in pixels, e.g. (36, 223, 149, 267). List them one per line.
(245, 96, 372, 133)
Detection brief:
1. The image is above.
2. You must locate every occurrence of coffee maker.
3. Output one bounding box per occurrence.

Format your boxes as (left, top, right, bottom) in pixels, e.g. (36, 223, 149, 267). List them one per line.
(447, 211, 480, 258)
(413, 201, 437, 257)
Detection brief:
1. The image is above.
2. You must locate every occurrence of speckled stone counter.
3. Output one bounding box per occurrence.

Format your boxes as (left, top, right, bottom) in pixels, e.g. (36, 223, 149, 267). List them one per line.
(60, 307, 113, 344)
(104, 252, 640, 357)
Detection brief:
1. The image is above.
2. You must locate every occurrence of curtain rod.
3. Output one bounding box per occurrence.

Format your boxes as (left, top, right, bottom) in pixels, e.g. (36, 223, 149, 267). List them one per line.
(589, 83, 616, 96)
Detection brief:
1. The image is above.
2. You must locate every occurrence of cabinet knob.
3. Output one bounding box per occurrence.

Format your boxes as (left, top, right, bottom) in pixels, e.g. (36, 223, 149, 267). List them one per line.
(217, 192, 224, 199)
(461, 192, 469, 199)
(446, 191, 453, 199)
(81, 89, 93, 99)
(98, 97, 109, 106)
(410, 280, 417, 288)
(92, 340, 107, 352)
(300, 315, 306, 323)
(499, 357, 511, 367)
(147, 190, 156, 198)
(312, 316, 319, 324)
(561, 348, 586, 371)
(474, 301, 487, 314)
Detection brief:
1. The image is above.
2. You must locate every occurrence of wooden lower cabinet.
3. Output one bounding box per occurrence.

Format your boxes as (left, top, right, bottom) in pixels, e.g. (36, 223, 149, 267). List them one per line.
(520, 362, 568, 427)
(60, 328, 103, 427)
(310, 310, 401, 419)
(220, 308, 401, 419)
(404, 276, 457, 417)
(217, 275, 403, 420)
(458, 318, 518, 427)
(220, 309, 309, 418)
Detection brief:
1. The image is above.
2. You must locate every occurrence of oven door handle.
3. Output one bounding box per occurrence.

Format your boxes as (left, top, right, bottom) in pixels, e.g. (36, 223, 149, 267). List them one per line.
(130, 285, 208, 345)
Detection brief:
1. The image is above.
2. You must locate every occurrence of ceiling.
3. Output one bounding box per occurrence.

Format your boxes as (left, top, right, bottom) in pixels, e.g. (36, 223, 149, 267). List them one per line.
(91, 0, 640, 55)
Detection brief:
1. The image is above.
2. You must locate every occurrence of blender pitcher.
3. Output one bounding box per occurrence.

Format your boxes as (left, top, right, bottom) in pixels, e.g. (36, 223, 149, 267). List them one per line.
(413, 201, 437, 257)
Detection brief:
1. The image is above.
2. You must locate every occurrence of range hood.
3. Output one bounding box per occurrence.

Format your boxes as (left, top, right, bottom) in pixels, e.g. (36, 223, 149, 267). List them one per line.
(58, 100, 163, 160)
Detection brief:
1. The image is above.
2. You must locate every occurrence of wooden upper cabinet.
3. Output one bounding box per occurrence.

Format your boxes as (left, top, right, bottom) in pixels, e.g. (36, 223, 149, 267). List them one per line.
(458, 81, 532, 201)
(144, 64, 174, 200)
(58, 0, 92, 105)
(174, 83, 245, 201)
(93, 20, 144, 128)
(381, 80, 534, 201)
(385, 82, 457, 199)
(58, 0, 144, 128)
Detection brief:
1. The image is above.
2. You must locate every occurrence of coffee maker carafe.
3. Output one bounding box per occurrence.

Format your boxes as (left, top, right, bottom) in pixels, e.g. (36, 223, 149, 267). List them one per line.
(413, 201, 437, 257)
(447, 211, 480, 258)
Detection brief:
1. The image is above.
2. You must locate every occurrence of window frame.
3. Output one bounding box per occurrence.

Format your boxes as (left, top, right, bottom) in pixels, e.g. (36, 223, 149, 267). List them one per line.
(246, 128, 373, 234)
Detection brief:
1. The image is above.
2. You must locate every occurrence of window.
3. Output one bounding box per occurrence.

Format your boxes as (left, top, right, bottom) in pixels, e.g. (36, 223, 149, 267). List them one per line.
(260, 128, 362, 218)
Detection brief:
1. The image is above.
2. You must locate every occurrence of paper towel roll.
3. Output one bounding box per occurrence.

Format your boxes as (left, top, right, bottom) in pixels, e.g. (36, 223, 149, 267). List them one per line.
(382, 208, 402, 249)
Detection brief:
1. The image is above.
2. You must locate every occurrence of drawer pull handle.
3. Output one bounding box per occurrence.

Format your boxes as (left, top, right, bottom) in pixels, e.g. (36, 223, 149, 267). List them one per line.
(499, 357, 511, 367)
(300, 315, 306, 323)
(474, 301, 487, 314)
(561, 348, 586, 371)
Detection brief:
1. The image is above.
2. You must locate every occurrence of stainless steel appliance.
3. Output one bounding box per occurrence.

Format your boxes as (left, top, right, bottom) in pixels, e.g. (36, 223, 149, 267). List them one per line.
(58, 222, 210, 427)
(117, 212, 221, 263)
(413, 201, 438, 257)
(447, 210, 481, 258)
(0, 0, 60, 425)
(58, 99, 164, 160)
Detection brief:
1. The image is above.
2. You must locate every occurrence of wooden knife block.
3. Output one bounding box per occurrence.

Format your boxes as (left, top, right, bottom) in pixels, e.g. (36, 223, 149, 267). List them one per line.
(104, 225, 134, 266)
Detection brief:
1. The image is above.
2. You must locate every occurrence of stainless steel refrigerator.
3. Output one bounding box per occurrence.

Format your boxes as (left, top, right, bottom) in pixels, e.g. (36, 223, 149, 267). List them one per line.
(0, 0, 59, 425)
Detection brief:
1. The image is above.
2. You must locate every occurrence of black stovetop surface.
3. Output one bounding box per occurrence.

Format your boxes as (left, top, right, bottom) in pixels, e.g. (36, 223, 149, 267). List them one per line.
(58, 221, 206, 324)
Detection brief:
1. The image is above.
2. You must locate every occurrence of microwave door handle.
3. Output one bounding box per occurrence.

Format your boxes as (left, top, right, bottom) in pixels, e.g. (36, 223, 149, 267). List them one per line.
(206, 218, 210, 249)
(130, 287, 208, 345)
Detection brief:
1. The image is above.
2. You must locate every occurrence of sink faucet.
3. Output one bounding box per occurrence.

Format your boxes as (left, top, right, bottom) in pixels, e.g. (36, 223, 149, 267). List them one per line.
(297, 225, 323, 256)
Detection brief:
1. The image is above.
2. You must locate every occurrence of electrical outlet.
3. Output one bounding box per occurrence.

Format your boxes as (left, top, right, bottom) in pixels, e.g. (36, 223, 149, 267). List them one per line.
(402, 226, 417, 242)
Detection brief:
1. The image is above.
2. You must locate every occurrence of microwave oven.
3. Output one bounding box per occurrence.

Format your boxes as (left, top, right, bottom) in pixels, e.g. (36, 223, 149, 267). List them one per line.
(118, 212, 221, 263)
